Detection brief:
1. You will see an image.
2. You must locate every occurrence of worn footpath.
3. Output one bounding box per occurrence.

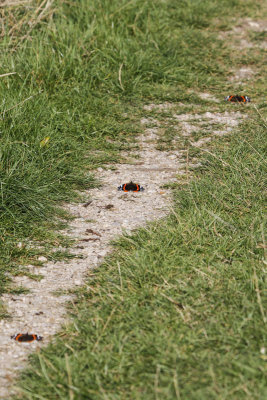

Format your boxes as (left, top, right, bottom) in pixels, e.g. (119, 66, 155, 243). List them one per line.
(0, 100, 248, 398)
(0, 8, 265, 397)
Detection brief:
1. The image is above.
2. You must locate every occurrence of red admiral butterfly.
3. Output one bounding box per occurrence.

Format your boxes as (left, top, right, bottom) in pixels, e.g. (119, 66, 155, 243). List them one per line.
(224, 95, 250, 103)
(11, 333, 43, 342)
(118, 181, 144, 192)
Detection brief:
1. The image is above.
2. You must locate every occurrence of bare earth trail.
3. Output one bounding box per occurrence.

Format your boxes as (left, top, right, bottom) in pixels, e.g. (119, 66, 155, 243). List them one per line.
(2, 15, 266, 394)
(0, 0, 265, 393)
(0, 112, 186, 398)
(0, 102, 247, 397)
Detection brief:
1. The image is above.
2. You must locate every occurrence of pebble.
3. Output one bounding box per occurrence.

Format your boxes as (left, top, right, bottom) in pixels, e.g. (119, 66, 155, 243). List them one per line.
(38, 256, 47, 262)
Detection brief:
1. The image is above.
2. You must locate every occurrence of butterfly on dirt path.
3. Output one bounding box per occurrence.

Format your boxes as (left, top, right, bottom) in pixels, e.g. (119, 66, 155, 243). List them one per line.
(11, 333, 43, 342)
(118, 181, 144, 192)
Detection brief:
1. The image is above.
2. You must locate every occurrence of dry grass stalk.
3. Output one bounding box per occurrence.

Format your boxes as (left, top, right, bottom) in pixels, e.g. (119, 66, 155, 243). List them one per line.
(0, 0, 56, 43)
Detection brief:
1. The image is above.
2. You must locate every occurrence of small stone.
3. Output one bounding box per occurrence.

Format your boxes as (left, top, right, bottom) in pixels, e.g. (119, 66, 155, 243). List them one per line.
(17, 242, 23, 249)
(74, 280, 82, 285)
(260, 347, 266, 355)
(38, 256, 47, 262)
(16, 310, 24, 317)
(105, 204, 114, 210)
(97, 250, 107, 258)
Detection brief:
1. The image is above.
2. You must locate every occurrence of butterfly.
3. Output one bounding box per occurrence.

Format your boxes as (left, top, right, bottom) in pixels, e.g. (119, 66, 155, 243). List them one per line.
(11, 333, 43, 342)
(118, 181, 144, 192)
(224, 95, 250, 103)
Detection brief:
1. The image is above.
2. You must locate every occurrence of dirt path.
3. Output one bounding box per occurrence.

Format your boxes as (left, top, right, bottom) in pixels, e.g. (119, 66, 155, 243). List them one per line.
(0, 0, 265, 393)
(0, 102, 247, 398)
(0, 110, 186, 398)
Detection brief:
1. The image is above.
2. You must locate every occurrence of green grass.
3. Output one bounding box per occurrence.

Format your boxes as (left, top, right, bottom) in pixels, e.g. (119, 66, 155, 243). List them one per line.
(15, 116, 266, 400)
(0, 0, 266, 397)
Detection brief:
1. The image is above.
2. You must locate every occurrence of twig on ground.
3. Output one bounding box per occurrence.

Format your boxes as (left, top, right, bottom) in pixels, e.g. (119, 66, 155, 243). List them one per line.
(118, 63, 124, 91)
(0, 72, 16, 78)
(160, 292, 184, 309)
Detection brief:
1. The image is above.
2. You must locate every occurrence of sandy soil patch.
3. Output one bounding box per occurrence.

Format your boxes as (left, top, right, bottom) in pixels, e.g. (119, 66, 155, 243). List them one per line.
(218, 18, 267, 50)
(228, 67, 256, 83)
